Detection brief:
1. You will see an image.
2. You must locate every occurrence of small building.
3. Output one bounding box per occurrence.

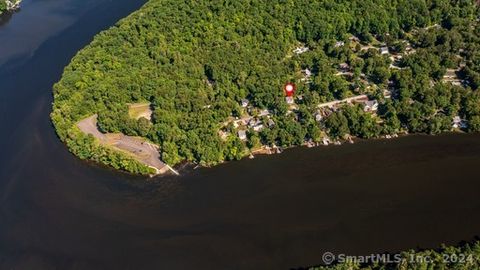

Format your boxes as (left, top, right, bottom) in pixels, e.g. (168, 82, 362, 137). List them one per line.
(349, 36, 360, 42)
(253, 124, 264, 132)
(315, 113, 323, 122)
(383, 89, 392, 99)
(301, 68, 312, 82)
(248, 119, 262, 128)
(380, 46, 389, 55)
(267, 119, 275, 127)
(238, 130, 247, 141)
(364, 100, 379, 112)
(444, 69, 457, 79)
(339, 63, 350, 71)
(259, 109, 270, 117)
(335, 41, 345, 48)
(303, 68, 312, 77)
(293, 46, 309, 55)
(451, 80, 463, 86)
(452, 116, 467, 129)
(241, 99, 249, 108)
(286, 96, 295, 104)
(218, 130, 229, 141)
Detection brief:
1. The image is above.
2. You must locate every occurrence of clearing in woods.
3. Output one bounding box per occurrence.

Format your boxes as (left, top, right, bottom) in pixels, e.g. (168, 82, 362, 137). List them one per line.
(128, 102, 153, 120)
(76, 115, 178, 175)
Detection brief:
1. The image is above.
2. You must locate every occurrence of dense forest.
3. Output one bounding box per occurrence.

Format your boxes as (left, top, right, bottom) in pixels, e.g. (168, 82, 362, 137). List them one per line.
(312, 241, 480, 270)
(52, 0, 480, 173)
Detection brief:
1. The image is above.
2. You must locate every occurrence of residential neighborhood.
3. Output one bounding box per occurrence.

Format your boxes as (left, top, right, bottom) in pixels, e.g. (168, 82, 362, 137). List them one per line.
(218, 28, 476, 156)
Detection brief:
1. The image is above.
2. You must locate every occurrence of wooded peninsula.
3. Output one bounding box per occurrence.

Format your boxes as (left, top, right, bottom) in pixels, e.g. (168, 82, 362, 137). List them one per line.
(52, 0, 480, 175)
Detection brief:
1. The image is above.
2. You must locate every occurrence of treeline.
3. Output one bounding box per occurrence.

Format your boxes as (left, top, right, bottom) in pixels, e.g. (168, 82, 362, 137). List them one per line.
(310, 241, 480, 270)
(52, 0, 479, 172)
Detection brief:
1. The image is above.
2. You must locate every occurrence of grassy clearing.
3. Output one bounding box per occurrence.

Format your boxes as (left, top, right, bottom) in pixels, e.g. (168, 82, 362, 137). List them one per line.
(128, 102, 152, 120)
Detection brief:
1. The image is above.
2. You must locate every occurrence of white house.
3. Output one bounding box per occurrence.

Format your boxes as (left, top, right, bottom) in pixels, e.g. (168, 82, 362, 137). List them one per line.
(380, 46, 389, 55)
(238, 130, 247, 141)
(301, 68, 312, 82)
(253, 124, 264, 132)
(364, 100, 379, 112)
(267, 119, 275, 127)
(248, 119, 261, 128)
(259, 109, 270, 117)
(452, 116, 467, 129)
(335, 41, 345, 48)
(293, 46, 309, 55)
(286, 96, 295, 104)
(349, 36, 360, 42)
(241, 99, 249, 108)
(339, 63, 350, 71)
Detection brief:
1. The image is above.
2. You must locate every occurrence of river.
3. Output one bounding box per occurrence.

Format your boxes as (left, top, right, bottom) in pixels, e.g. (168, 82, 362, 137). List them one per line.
(0, 0, 479, 269)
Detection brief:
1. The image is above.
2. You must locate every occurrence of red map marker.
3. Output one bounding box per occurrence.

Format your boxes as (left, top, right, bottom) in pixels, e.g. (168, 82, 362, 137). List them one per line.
(285, 82, 296, 97)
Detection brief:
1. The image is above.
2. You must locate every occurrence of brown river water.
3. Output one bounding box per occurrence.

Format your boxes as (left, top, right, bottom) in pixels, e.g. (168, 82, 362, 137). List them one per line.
(0, 0, 479, 269)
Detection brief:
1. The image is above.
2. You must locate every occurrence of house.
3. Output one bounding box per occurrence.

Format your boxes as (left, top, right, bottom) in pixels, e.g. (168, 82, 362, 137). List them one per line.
(339, 63, 350, 71)
(452, 116, 467, 129)
(293, 46, 309, 55)
(304, 69, 312, 77)
(335, 41, 345, 48)
(315, 113, 323, 122)
(218, 130, 229, 141)
(364, 100, 379, 112)
(238, 130, 247, 141)
(259, 109, 270, 117)
(267, 119, 275, 127)
(301, 68, 312, 82)
(253, 124, 264, 132)
(349, 36, 360, 42)
(380, 46, 389, 55)
(444, 69, 457, 80)
(248, 119, 261, 128)
(451, 80, 463, 86)
(286, 96, 295, 104)
(383, 89, 392, 99)
(241, 99, 249, 108)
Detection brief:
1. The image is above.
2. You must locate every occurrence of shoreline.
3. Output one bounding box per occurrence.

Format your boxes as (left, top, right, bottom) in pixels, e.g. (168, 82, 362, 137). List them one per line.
(68, 113, 470, 178)
(186, 130, 469, 174)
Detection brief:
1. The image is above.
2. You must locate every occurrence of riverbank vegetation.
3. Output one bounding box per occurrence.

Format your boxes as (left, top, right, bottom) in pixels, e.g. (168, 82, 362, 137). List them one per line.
(52, 0, 480, 173)
(312, 241, 480, 270)
(0, 0, 21, 15)
(0, 0, 8, 14)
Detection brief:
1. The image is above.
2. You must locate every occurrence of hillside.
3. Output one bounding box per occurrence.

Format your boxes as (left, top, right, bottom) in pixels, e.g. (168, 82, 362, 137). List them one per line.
(51, 0, 480, 174)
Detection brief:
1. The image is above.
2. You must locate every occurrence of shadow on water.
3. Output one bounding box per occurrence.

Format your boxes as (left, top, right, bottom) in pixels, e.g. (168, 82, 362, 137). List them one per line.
(1, 0, 480, 269)
(0, 11, 13, 26)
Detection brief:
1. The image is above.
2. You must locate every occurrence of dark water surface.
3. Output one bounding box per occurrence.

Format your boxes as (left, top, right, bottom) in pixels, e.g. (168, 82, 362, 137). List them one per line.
(1, 0, 480, 269)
